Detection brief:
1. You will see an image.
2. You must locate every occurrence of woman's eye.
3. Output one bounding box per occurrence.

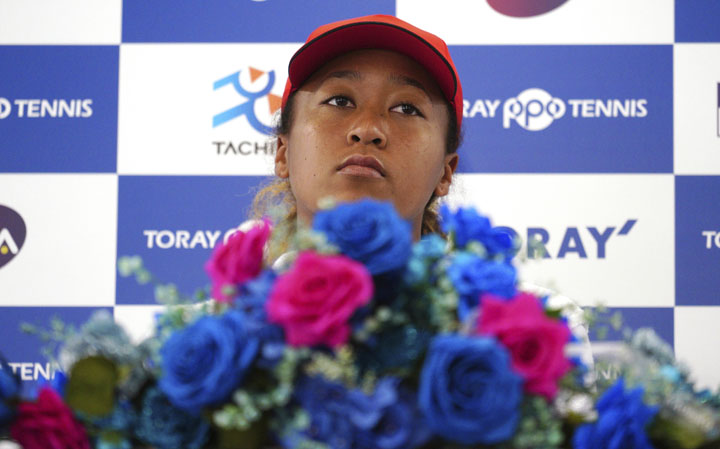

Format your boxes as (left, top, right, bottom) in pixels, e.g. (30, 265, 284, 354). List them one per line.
(325, 96, 354, 108)
(391, 103, 423, 116)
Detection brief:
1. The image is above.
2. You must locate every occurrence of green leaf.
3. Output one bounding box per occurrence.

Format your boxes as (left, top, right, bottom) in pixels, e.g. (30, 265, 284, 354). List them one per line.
(65, 356, 118, 417)
(648, 415, 706, 449)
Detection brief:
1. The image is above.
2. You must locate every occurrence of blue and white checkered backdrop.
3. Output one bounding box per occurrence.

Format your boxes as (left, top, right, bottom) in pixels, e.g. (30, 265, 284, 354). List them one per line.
(1, 0, 719, 395)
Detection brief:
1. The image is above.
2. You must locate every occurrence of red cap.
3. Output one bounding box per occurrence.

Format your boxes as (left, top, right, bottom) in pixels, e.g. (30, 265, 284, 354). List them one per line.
(282, 14, 463, 133)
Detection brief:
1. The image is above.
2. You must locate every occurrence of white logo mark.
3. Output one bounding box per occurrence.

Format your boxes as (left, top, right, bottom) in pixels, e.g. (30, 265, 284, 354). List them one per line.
(0, 98, 11, 119)
(503, 88, 566, 131)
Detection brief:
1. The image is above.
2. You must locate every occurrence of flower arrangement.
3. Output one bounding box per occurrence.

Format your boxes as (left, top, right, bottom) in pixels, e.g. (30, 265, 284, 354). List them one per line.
(1, 199, 719, 449)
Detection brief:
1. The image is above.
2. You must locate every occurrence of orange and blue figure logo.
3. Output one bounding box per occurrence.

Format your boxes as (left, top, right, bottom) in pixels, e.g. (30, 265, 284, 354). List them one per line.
(212, 67, 282, 135)
(487, 0, 569, 17)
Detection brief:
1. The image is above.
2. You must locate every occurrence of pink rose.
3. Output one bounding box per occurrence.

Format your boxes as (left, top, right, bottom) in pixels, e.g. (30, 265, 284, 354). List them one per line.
(11, 387, 90, 449)
(205, 220, 271, 302)
(266, 251, 373, 347)
(477, 292, 572, 400)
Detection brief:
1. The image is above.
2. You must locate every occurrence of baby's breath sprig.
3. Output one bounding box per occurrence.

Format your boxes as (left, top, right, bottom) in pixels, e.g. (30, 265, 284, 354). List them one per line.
(354, 305, 410, 342)
(293, 227, 338, 255)
(582, 304, 623, 341)
(20, 316, 75, 370)
(430, 272, 461, 333)
(464, 240, 489, 259)
(213, 347, 306, 432)
(213, 391, 259, 431)
(117, 255, 151, 285)
(509, 397, 564, 449)
(304, 345, 358, 387)
(118, 255, 196, 306)
(271, 408, 330, 449)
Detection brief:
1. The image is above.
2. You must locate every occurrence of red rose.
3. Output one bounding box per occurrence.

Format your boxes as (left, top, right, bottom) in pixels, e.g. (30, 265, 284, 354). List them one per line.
(10, 387, 90, 449)
(205, 220, 271, 302)
(266, 251, 373, 347)
(477, 292, 572, 400)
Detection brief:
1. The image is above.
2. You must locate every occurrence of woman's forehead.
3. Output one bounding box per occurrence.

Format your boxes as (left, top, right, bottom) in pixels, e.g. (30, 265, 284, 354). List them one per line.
(303, 49, 444, 98)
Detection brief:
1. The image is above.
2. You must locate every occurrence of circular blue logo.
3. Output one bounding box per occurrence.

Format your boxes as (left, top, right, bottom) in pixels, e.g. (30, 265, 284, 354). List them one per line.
(0, 205, 27, 269)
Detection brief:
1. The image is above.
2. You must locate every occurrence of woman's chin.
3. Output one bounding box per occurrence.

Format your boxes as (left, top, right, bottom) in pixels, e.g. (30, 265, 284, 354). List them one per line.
(328, 189, 392, 206)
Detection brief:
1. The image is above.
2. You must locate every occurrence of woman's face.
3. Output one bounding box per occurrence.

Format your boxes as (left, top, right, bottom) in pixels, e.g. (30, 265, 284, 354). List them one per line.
(275, 49, 458, 239)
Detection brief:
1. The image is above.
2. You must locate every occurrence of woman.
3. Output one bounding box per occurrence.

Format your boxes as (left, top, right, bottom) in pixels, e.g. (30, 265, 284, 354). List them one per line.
(251, 14, 463, 260)
(250, 15, 591, 367)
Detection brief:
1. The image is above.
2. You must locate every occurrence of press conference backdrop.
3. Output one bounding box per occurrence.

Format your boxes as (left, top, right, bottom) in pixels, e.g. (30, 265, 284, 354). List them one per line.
(1, 0, 719, 395)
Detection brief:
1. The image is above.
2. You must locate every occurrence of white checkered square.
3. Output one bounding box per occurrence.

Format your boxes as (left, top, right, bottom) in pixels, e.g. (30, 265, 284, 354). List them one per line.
(675, 306, 720, 390)
(0, 174, 118, 306)
(0, 0, 121, 44)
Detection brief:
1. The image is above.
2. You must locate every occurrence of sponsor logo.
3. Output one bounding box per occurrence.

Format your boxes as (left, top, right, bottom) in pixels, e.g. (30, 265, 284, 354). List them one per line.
(503, 219, 637, 259)
(487, 0, 569, 18)
(143, 227, 244, 249)
(212, 67, 281, 135)
(464, 88, 648, 131)
(211, 139, 276, 156)
(0, 97, 93, 119)
(144, 221, 638, 256)
(503, 88, 566, 131)
(6, 362, 60, 381)
(0, 205, 27, 269)
(0, 98, 10, 119)
(702, 230, 720, 249)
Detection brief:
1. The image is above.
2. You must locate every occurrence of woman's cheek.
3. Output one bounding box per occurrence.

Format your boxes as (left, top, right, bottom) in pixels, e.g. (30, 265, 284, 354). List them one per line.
(305, 107, 350, 135)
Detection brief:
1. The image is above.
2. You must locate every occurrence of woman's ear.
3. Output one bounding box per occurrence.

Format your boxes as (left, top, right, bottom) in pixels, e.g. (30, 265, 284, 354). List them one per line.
(275, 135, 289, 178)
(434, 153, 459, 197)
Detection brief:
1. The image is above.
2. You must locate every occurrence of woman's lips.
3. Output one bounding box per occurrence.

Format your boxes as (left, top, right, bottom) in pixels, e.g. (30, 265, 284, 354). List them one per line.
(338, 165, 384, 178)
(337, 155, 386, 178)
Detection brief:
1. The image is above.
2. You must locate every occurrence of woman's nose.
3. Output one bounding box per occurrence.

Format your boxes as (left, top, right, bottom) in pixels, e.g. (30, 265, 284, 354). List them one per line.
(347, 110, 388, 148)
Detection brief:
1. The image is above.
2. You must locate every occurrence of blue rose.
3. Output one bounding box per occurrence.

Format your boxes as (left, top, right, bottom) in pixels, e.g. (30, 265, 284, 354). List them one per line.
(293, 376, 354, 449)
(294, 376, 430, 449)
(313, 199, 412, 275)
(159, 310, 259, 411)
(489, 226, 518, 259)
(573, 378, 658, 449)
(413, 233, 447, 261)
(440, 205, 516, 258)
(135, 387, 209, 449)
(418, 335, 522, 445)
(235, 270, 284, 369)
(250, 322, 284, 370)
(348, 378, 431, 449)
(404, 234, 446, 285)
(0, 357, 20, 428)
(447, 252, 517, 319)
(235, 269, 276, 321)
